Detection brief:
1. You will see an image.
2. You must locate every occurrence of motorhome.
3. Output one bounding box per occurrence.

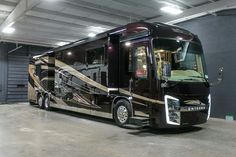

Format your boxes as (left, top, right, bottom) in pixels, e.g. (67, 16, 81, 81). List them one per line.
(28, 22, 215, 128)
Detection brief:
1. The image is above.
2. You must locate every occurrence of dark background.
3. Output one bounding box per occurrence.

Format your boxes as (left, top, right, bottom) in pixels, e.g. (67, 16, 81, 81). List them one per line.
(178, 9, 236, 119)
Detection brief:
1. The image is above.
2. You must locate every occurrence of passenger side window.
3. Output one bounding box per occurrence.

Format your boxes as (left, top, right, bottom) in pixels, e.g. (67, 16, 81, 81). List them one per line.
(60, 46, 86, 67)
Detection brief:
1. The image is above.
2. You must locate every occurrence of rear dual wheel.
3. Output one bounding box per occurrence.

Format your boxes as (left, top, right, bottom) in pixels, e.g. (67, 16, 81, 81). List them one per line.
(44, 95, 51, 111)
(37, 94, 51, 111)
(37, 94, 44, 109)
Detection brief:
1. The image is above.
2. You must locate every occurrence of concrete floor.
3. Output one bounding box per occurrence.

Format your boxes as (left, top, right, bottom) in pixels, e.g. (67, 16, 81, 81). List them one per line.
(0, 103, 236, 157)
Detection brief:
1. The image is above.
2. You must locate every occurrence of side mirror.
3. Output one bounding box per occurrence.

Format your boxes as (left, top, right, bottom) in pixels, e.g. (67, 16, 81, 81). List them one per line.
(161, 62, 171, 88)
(210, 67, 224, 86)
(218, 67, 224, 81)
(162, 62, 171, 79)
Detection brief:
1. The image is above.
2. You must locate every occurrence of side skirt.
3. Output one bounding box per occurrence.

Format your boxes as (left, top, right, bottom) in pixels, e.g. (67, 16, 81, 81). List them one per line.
(50, 101, 112, 119)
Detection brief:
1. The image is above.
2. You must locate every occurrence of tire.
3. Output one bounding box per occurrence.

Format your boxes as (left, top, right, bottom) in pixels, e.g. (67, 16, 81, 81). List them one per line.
(113, 99, 132, 127)
(37, 94, 44, 109)
(44, 94, 52, 111)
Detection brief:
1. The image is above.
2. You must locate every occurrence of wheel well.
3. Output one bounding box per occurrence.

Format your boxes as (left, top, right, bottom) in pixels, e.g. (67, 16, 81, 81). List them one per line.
(44, 92, 49, 97)
(112, 96, 133, 117)
(37, 92, 48, 97)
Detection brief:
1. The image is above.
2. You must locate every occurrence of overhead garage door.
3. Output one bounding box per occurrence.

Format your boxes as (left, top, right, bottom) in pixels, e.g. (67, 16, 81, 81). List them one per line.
(7, 55, 29, 103)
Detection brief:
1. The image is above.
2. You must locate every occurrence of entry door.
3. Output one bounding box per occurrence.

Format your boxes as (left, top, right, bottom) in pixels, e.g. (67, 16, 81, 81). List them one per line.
(130, 42, 150, 116)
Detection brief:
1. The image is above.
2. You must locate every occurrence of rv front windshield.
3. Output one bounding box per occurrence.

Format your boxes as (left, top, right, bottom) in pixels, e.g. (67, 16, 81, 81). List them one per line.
(153, 38, 208, 82)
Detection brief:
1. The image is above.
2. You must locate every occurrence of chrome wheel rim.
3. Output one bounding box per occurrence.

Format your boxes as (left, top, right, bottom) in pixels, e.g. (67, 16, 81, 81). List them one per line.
(38, 97, 43, 107)
(117, 106, 128, 123)
(45, 97, 49, 108)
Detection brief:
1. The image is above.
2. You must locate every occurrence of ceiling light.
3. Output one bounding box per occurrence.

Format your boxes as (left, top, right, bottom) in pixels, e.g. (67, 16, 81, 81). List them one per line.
(57, 41, 69, 46)
(67, 51, 72, 56)
(2, 27, 15, 34)
(88, 26, 107, 33)
(160, 6, 183, 15)
(88, 33, 96, 38)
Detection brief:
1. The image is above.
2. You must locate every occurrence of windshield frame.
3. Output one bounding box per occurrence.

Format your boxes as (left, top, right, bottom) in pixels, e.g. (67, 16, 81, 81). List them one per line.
(151, 37, 208, 82)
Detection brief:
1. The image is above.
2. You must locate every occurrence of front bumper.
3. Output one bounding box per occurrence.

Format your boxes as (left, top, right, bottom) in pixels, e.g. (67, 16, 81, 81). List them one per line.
(151, 94, 210, 128)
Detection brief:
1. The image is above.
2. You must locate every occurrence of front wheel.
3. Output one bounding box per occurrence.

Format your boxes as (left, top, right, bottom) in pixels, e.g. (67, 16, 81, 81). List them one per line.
(113, 100, 132, 127)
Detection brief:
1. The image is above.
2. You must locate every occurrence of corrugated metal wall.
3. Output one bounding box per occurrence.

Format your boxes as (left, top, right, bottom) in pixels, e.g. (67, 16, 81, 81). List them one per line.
(0, 45, 8, 103)
(7, 55, 29, 102)
(0, 43, 50, 104)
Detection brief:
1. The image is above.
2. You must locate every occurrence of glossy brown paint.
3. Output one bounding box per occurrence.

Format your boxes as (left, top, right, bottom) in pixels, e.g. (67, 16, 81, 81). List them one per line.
(28, 22, 210, 128)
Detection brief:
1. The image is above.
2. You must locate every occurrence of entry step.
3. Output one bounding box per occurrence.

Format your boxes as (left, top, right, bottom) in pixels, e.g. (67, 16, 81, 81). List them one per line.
(123, 124, 143, 129)
(128, 116, 151, 127)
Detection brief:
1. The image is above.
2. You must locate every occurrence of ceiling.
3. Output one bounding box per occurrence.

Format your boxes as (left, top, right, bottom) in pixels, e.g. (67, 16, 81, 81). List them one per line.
(0, 0, 235, 47)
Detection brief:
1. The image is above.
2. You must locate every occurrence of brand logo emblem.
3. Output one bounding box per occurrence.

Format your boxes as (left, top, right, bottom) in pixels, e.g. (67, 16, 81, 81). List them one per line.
(184, 100, 206, 106)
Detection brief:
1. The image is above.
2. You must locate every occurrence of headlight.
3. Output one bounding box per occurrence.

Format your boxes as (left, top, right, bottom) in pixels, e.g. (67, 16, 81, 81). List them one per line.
(207, 94, 211, 120)
(164, 95, 180, 125)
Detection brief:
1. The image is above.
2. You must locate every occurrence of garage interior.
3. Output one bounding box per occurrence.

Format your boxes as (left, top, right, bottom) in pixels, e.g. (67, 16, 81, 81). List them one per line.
(0, 0, 236, 157)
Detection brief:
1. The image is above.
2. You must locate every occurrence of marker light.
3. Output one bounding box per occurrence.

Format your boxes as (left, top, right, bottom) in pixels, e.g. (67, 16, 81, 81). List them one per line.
(160, 6, 183, 15)
(125, 42, 131, 47)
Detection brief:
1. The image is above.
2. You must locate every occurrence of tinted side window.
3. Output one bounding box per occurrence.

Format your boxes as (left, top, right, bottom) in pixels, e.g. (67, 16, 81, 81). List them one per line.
(55, 51, 62, 60)
(86, 47, 105, 65)
(57, 46, 86, 66)
(35, 64, 41, 78)
(134, 46, 148, 79)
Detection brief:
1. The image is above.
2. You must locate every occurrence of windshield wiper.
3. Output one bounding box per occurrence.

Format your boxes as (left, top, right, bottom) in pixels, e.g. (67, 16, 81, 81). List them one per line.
(162, 75, 209, 88)
(189, 76, 208, 81)
(163, 78, 201, 88)
(188, 76, 209, 87)
(162, 79, 183, 88)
